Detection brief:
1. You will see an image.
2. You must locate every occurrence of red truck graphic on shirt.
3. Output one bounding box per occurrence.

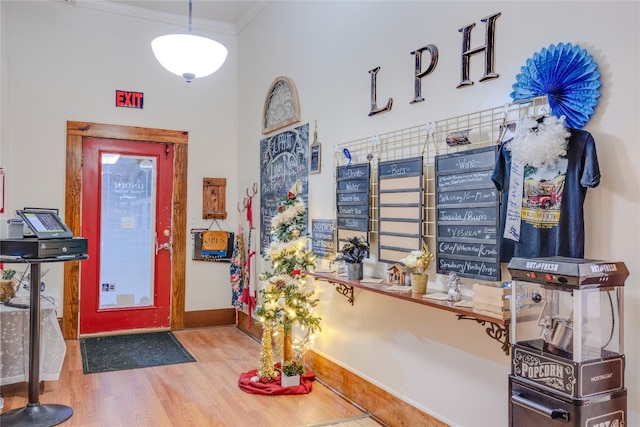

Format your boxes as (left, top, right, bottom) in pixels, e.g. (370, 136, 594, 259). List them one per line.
(527, 183, 560, 209)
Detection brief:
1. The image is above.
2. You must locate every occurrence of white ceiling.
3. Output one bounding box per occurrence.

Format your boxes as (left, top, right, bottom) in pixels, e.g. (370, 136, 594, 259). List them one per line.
(90, 0, 266, 34)
(109, 0, 262, 25)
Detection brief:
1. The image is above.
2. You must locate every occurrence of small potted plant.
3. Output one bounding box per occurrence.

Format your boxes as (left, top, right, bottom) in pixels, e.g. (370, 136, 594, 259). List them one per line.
(336, 235, 369, 280)
(399, 245, 434, 294)
(280, 360, 305, 387)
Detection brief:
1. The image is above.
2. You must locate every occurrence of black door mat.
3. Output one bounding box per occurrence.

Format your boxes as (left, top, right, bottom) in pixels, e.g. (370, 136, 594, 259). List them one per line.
(80, 331, 196, 374)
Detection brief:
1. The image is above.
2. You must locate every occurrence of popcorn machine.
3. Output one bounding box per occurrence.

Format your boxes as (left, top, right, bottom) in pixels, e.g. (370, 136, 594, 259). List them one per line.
(507, 257, 628, 427)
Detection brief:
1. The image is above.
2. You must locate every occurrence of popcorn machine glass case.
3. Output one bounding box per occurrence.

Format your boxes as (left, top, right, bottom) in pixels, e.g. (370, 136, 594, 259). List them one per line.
(507, 257, 628, 427)
(509, 257, 627, 365)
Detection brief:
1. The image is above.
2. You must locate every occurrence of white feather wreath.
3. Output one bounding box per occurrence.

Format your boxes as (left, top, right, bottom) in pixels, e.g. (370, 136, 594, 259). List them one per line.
(506, 115, 570, 168)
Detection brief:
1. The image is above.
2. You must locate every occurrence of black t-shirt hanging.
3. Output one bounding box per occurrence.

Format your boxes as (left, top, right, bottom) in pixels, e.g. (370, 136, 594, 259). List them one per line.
(491, 128, 600, 262)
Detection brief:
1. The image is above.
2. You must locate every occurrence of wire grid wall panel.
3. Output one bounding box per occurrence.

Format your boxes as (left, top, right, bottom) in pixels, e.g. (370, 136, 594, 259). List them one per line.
(333, 96, 550, 257)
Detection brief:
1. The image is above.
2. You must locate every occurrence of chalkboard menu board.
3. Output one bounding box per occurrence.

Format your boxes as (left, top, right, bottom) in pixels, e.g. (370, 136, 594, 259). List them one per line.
(311, 219, 335, 259)
(377, 156, 423, 264)
(336, 163, 370, 247)
(435, 145, 500, 281)
(260, 123, 309, 254)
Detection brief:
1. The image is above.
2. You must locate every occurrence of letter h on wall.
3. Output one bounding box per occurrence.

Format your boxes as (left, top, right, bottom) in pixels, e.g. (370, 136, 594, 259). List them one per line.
(457, 12, 502, 88)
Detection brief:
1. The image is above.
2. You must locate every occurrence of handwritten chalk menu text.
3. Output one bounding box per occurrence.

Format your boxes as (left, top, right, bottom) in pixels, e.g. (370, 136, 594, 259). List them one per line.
(260, 123, 309, 254)
(312, 219, 335, 259)
(377, 156, 423, 264)
(435, 145, 500, 281)
(336, 163, 370, 247)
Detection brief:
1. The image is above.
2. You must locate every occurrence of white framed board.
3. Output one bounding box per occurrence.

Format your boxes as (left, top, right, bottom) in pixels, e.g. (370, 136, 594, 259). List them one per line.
(377, 157, 423, 264)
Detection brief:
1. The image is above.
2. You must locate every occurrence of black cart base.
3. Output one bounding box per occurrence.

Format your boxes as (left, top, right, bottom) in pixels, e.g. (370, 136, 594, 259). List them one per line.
(509, 376, 626, 427)
(0, 403, 73, 427)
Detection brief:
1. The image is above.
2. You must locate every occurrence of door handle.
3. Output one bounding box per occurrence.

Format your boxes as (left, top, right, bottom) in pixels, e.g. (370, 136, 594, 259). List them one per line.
(156, 229, 172, 255)
(155, 241, 172, 255)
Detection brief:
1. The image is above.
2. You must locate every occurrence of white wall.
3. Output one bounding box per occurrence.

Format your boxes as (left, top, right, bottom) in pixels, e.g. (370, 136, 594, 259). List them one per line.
(0, 0, 239, 311)
(237, 2, 639, 426)
(1, 1, 638, 426)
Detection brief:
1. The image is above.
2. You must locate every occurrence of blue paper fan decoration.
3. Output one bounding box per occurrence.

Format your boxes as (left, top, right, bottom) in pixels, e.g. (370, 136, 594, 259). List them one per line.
(510, 43, 601, 129)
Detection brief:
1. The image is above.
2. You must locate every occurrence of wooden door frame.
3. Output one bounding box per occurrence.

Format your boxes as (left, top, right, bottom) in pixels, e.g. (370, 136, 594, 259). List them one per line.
(63, 121, 188, 339)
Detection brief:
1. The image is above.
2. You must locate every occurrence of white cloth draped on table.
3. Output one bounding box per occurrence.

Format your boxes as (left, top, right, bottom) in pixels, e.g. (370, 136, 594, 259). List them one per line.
(0, 300, 66, 385)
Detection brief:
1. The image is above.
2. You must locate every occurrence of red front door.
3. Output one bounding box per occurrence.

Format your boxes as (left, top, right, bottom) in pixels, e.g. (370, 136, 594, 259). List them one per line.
(80, 137, 174, 334)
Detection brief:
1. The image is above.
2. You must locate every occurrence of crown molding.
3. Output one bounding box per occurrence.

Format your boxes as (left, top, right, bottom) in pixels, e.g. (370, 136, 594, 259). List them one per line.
(234, 2, 270, 34)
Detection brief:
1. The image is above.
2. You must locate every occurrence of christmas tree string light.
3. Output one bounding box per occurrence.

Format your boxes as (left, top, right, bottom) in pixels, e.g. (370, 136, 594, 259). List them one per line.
(255, 181, 321, 377)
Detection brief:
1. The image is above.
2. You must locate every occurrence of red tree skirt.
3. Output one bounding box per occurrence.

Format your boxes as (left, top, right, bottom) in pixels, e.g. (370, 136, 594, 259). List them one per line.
(238, 368, 315, 395)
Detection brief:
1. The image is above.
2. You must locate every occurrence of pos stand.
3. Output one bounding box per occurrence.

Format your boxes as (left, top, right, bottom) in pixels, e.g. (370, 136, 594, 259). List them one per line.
(0, 254, 87, 427)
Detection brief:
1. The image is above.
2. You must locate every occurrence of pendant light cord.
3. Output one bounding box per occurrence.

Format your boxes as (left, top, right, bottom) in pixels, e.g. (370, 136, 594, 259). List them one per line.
(187, 0, 193, 35)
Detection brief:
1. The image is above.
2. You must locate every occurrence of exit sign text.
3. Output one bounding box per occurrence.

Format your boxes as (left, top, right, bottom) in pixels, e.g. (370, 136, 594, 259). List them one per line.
(115, 90, 144, 109)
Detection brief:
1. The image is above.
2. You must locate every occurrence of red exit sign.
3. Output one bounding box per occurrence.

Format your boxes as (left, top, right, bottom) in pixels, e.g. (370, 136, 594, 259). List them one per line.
(115, 90, 144, 109)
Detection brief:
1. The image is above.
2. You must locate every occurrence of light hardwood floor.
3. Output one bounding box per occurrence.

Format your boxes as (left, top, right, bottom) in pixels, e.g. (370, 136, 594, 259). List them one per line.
(0, 326, 383, 427)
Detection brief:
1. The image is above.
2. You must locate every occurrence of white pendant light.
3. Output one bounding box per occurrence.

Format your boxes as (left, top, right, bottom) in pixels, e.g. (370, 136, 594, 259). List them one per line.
(151, 0, 228, 83)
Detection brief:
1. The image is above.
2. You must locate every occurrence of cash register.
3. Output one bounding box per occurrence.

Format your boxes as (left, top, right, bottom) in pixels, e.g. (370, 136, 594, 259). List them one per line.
(0, 209, 87, 258)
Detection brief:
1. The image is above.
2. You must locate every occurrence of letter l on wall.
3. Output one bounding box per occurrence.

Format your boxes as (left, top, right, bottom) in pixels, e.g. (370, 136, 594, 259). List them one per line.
(368, 66, 394, 116)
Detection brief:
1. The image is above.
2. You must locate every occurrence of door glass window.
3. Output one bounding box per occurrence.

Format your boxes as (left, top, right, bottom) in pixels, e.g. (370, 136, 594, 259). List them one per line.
(99, 154, 156, 309)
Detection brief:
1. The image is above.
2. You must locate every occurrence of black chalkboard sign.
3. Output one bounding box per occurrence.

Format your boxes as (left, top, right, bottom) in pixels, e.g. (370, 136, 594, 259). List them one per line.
(437, 188, 498, 205)
(437, 207, 497, 223)
(336, 163, 370, 234)
(378, 157, 423, 178)
(437, 240, 498, 258)
(337, 164, 369, 180)
(338, 205, 367, 216)
(312, 219, 335, 259)
(260, 123, 309, 254)
(437, 257, 500, 280)
(310, 143, 321, 174)
(436, 147, 496, 172)
(437, 224, 497, 240)
(337, 216, 369, 231)
(337, 192, 368, 204)
(337, 178, 368, 192)
(435, 146, 500, 281)
(437, 170, 494, 190)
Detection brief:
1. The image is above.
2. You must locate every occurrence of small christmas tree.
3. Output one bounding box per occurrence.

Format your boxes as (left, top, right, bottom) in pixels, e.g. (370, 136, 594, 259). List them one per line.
(255, 181, 321, 375)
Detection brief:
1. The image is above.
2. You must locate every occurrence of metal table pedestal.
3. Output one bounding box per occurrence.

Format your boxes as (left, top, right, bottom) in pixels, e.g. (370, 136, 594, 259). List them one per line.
(1, 255, 86, 426)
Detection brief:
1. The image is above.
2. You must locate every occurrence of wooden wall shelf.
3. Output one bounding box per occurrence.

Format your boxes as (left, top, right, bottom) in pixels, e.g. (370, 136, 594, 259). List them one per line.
(310, 272, 510, 355)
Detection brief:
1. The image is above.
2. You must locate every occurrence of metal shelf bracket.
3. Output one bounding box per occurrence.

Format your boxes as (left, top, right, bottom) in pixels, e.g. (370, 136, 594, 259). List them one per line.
(457, 315, 511, 356)
(328, 281, 354, 305)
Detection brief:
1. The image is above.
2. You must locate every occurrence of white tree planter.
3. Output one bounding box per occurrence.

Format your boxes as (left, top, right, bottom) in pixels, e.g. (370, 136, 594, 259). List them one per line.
(281, 374, 300, 387)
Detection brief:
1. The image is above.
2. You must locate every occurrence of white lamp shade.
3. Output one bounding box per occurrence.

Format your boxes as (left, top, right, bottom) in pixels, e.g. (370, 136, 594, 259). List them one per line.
(151, 34, 228, 81)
